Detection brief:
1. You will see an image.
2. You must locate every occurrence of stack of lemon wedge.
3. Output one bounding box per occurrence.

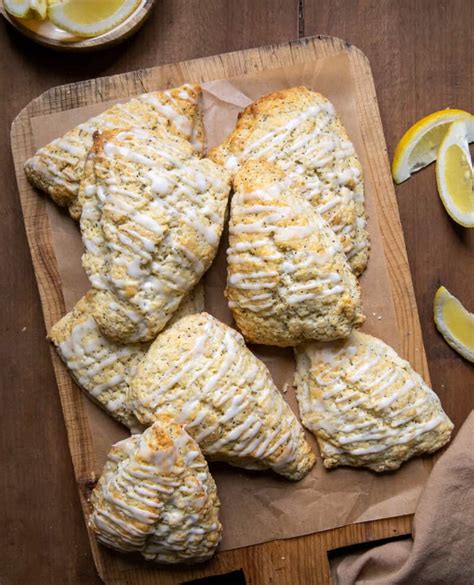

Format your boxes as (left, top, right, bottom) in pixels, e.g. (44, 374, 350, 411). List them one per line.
(392, 109, 473, 362)
(4, 0, 141, 38)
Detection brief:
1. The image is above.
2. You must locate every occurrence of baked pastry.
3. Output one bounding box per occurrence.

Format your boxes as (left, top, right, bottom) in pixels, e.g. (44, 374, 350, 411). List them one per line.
(210, 87, 369, 275)
(24, 84, 204, 219)
(129, 312, 316, 480)
(80, 126, 230, 343)
(226, 159, 364, 346)
(294, 331, 453, 471)
(89, 415, 222, 564)
(48, 283, 204, 430)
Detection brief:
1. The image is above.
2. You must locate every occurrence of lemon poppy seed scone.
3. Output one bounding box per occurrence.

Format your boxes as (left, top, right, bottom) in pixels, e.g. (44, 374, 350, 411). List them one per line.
(89, 416, 222, 564)
(48, 283, 205, 430)
(25, 83, 204, 219)
(294, 332, 453, 472)
(49, 292, 145, 430)
(209, 87, 369, 275)
(166, 280, 205, 326)
(226, 160, 364, 347)
(80, 127, 230, 343)
(130, 313, 316, 480)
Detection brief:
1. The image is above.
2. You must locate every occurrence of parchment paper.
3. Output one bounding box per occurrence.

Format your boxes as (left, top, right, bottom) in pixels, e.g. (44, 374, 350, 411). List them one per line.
(30, 52, 430, 551)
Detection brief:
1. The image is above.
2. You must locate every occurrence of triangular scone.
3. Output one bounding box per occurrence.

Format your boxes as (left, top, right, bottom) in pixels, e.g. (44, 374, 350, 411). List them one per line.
(129, 312, 316, 480)
(209, 87, 369, 275)
(89, 416, 222, 564)
(24, 84, 204, 219)
(48, 283, 205, 430)
(226, 159, 364, 347)
(79, 127, 231, 343)
(295, 332, 453, 472)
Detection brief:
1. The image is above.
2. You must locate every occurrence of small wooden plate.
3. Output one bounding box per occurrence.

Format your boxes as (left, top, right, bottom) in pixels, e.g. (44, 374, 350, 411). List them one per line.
(0, 0, 155, 51)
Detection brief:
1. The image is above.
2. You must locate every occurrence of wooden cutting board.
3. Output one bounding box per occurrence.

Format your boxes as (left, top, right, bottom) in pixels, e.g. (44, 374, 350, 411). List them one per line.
(10, 36, 425, 584)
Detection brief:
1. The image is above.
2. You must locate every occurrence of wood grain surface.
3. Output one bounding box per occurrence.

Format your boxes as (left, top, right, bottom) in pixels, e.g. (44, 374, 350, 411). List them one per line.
(1, 2, 472, 584)
(303, 0, 473, 437)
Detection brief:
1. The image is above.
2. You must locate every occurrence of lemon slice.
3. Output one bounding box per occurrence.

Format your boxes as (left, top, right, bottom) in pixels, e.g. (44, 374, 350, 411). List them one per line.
(392, 109, 474, 184)
(4, 0, 47, 19)
(434, 286, 474, 362)
(435, 121, 474, 227)
(48, 0, 140, 38)
(30, 0, 47, 18)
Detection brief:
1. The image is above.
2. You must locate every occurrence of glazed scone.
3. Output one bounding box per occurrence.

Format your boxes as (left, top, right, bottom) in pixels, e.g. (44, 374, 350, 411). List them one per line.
(80, 127, 230, 343)
(294, 331, 453, 472)
(89, 416, 222, 564)
(25, 84, 204, 219)
(226, 160, 364, 346)
(209, 87, 369, 275)
(129, 312, 316, 480)
(167, 280, 205, 327)
(49, 291, 145, 430)
(48, 283, 205, 429)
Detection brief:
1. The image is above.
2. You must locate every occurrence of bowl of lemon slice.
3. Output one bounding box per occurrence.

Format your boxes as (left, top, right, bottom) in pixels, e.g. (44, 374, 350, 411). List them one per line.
(1, 0, 155, 50)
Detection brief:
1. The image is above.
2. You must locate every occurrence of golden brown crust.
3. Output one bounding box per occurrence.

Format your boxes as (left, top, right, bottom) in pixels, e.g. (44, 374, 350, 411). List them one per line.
(89, 416, 222, 564)
(295, 331, 453, 472)
(25, 84, 205, 219)
(226, 159, 364, 346)
(48, 284, 205, 429)
(79, 126, 230, 343)
(130, 312, 316, 480)
(209, 86, 369, 275)
(48, 292, 144, 429)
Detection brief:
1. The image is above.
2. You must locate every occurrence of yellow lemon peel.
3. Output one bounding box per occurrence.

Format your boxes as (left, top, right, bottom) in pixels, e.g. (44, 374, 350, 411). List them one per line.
(434, 286, 474, 363)
(47, 0, 140, 38)
(392, 109, 474, 184)
(435, 120, 473, 227)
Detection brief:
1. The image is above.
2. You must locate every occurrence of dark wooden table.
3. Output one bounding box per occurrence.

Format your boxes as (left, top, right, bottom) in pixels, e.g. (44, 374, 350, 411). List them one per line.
(1, 1, 472, 583)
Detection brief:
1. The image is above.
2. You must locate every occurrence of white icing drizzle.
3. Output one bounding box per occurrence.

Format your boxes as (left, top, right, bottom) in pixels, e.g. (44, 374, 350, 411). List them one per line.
(132, 314, 312, 478)
(296, 332, 451, 463)
(26, 84, 203, 206)
(54, 311, 146, 428)
(220, 93, 367, 261)
(141, 96, 193, 136)
(89, 420, 221, 563)
(226, 178, 349, 318)
(80, 127, 229, 342)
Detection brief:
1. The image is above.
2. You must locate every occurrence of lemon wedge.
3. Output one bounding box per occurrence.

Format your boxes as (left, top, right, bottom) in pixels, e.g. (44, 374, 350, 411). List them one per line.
(48, 0, 140, 38)
(4, 0, 47, 19)
(434, 286, 474, 362)
(435, 121, 474, 227)
(392, 109, 474, 184)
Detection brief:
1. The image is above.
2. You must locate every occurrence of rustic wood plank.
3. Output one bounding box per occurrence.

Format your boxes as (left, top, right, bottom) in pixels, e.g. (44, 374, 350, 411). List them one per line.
(4, 1, 470, 582)
(10, 35, 421, 584)
(303, 0, 474, 432)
